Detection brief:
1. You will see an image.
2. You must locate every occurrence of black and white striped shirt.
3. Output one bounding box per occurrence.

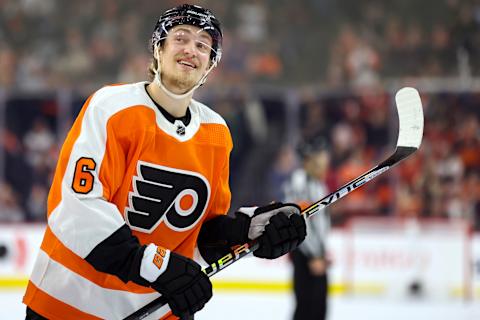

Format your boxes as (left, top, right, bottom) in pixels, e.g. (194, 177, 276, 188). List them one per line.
(283, 168, 330, 258)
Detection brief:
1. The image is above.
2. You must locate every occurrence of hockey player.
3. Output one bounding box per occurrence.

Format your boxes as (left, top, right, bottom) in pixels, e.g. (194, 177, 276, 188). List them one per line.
(23, 4, 306, 320)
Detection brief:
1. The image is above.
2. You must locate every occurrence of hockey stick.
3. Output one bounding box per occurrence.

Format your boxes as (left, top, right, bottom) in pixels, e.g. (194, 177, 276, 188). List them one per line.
(123, 87, 424, 320)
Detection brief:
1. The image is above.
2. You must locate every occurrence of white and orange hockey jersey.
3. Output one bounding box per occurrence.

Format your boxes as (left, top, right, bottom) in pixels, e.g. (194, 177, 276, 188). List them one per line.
(23, 82, 232, 319)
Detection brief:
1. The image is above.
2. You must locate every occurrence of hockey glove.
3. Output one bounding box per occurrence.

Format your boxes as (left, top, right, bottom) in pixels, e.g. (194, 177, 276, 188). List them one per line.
(140, 244, 212, 319)
(236, 203, 307, 259)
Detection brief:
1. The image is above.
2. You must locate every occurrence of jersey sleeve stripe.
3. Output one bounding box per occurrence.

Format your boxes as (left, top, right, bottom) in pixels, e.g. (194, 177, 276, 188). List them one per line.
(24, 281, 101, 320)
(48, 193, 126, 259)
(40, 226, 153, 293)
(25, 249, 169, 319)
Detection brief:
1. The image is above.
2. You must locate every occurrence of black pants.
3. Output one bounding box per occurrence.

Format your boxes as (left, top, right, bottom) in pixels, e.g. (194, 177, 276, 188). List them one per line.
(292, 249, 328, 320)
(26, 307, 48, 320)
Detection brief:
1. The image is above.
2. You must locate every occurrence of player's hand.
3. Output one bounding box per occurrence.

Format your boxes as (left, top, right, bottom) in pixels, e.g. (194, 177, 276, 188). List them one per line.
(141, 245, 212, 318)
(235, 203, 307, 259)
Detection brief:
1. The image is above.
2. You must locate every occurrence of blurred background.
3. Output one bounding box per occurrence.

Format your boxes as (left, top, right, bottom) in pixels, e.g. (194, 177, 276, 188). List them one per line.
(0, 0, 479, 319)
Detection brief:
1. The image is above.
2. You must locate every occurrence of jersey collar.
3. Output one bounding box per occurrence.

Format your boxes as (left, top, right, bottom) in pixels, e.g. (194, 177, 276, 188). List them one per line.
(140, 82, 200, 142)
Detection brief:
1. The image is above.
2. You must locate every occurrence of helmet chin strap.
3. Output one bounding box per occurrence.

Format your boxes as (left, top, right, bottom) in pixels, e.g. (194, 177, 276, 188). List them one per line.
(153, 45, 216, 100)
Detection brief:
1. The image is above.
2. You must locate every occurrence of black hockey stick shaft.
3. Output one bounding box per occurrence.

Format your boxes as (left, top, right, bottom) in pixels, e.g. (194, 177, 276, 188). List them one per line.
(124, 146, 417, 320)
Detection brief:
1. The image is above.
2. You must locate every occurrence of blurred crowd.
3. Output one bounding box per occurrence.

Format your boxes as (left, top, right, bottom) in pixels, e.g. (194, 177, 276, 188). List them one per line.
(1, 0, 480, 91)
(1, 0, 480, 231)
(1, 89, 479, 231)
(267, 91, 480, 231)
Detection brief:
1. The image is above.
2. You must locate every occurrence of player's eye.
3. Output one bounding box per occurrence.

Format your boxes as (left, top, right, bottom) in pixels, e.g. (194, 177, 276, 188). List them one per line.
(196, 41, 210, 54)
(174, 34, 187, 43)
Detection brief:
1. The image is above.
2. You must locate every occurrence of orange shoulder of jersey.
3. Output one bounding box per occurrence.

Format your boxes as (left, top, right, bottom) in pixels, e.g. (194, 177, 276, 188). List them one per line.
(24, 82, 232, 319)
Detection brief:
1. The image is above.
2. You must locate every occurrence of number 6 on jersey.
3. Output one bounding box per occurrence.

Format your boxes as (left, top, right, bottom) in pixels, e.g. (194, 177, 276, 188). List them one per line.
(72, 157, 96, 194)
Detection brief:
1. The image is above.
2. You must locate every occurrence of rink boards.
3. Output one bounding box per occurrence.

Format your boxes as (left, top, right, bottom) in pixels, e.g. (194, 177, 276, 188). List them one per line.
(0, 221, 478, 301)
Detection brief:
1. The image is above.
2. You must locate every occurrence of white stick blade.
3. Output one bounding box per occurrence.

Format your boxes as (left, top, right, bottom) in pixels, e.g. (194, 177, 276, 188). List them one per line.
(395, 87, 424, 149)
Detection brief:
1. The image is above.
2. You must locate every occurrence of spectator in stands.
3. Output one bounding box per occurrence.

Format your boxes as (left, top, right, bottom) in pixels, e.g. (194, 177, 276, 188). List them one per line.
(53, 27, 93, 87)
(23, 117, 55, 168)
(0, 45, 17, 89)
(268, 145, 298, 202)
(26, 183, 48, 222)
(455, 116, 480, 174)
(0, 181, 24, 222)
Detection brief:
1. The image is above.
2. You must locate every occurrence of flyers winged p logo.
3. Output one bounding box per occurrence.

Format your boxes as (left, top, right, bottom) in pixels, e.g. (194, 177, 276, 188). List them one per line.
(126, 161, 211, 233)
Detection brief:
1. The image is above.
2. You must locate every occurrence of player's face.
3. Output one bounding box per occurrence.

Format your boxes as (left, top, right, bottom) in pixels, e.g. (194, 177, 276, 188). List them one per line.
(159, 25, 213, 94)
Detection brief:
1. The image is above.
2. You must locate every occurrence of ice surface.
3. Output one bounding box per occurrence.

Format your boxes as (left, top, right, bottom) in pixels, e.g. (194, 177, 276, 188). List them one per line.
(5, 289, 479, 320)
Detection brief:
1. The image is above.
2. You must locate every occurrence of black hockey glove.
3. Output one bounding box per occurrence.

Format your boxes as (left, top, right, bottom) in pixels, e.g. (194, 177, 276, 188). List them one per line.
(236, 203, 307, 259)
(84, 225, 211, 318)
(140, 245, 212, 319)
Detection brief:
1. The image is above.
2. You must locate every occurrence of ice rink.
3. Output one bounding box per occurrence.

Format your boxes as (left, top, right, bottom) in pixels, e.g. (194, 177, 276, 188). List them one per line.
(3, 224, 479, 319)
(5, 289, 479, 320)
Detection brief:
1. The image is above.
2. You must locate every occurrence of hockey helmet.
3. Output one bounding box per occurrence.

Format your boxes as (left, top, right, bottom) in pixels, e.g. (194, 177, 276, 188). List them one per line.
(297, 137, 330, 160)
(151, 4, 223, 66)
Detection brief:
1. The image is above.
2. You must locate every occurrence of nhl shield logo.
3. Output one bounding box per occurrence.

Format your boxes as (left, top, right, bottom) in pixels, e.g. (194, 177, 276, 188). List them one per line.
(176, 124, 186, 136)
(174, 120, 186, 136)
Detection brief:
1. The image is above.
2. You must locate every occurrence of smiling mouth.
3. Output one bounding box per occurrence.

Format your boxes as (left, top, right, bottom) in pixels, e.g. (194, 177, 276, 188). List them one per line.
(177, 60, 197, 69)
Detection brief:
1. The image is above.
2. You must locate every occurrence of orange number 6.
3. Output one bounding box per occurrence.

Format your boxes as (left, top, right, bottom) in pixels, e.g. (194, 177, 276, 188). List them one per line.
(72, 157, 96, 194)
